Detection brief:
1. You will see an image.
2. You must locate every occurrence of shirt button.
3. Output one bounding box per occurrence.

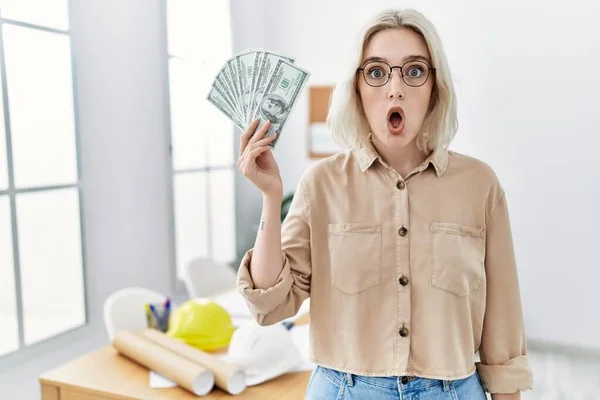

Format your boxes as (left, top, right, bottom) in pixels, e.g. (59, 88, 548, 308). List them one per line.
(396, 181, 406, 190)
(399, 327, 409, 337)
(398, 226, 408, 237)
(399, 275, 409, 286)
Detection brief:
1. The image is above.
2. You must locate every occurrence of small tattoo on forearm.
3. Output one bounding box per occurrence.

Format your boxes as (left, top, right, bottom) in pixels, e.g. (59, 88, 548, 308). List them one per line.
(260, 219, 266, 231)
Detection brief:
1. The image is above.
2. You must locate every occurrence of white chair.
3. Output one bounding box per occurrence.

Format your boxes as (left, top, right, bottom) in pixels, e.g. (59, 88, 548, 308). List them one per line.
(183, 258, 237, 299)
(103, 287, 176, 341)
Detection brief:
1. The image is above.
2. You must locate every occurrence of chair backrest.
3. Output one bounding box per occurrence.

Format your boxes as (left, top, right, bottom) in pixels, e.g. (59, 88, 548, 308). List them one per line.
(183, 258, 237, 299)
(103, 287, 175, 341)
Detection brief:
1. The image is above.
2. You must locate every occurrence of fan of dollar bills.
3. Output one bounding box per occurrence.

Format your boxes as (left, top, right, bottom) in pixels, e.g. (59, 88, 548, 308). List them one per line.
(206, 49, 310, 148)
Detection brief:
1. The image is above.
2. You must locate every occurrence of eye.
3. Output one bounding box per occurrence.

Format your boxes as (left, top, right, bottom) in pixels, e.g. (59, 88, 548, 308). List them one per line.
(367, 67, 386, 80)
(407, 66, 424, 78)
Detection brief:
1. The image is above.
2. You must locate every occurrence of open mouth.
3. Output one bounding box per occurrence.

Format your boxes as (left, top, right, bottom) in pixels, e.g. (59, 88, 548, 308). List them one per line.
(387, 107, 405, 134)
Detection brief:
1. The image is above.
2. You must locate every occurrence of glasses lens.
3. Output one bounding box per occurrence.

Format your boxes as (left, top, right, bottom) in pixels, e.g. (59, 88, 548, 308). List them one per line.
(402, 61, 430, 87)
(363, 61, 390, 87)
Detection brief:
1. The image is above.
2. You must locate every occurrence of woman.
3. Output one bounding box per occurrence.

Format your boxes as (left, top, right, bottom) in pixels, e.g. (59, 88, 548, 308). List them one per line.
(236, 8, 533, 400)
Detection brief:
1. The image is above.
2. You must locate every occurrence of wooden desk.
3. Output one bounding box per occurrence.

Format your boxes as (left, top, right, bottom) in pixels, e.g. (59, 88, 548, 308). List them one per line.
(40, 314, 312, 399)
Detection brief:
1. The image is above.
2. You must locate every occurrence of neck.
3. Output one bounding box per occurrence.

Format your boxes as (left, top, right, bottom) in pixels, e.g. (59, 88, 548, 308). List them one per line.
(371, 137, 427, 179)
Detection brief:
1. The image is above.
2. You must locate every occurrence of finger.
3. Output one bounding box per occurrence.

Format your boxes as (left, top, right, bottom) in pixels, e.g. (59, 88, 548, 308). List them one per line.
(248, 120, 271, 145)
(251, 133, 277, 148)
(241, 134, 276, 166)
(239, 119, 260, 158)
(240, 120, 268, 160)
(240, 146, 271, 177)
(239, 135, 274, 170)
(248, 145, 271, 161)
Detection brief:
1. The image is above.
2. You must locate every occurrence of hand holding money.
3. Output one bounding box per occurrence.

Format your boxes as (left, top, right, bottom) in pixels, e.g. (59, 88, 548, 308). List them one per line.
(206, 48, 310, 149)
(237, 119, 282, 198)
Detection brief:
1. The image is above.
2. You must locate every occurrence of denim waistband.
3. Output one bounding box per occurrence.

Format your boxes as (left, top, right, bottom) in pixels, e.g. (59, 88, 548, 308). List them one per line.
(319, 366, 458, 391)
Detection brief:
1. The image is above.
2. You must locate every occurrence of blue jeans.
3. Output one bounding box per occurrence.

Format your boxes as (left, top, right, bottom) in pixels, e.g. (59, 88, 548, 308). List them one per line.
(305, 366, 488, 400)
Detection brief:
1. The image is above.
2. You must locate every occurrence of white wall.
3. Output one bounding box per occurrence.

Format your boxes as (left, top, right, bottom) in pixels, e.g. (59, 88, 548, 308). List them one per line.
(230, 0, 268, 262)
(75, 0, 174, 317)
(259, 0, 600, 349)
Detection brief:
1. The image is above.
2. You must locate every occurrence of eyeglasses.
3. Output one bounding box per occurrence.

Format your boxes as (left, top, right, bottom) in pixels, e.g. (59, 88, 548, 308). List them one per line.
(357, 60, 436, 87)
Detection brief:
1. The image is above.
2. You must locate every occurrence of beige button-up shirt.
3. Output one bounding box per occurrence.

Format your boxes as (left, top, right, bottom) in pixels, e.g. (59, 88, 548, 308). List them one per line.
(237, 142, 534, 394)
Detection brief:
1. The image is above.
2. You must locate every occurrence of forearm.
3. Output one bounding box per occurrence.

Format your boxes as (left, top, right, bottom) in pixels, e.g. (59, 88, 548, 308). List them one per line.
(478, 192, 533, 396)
(492, 392, 521, 400)
(249, 194, 284, 289)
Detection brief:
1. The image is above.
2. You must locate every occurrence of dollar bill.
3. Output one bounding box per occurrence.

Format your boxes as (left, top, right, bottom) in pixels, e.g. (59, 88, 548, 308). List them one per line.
(235, 49, 258, 125)
(249, 51, 295, 123)
(206, 86, 245, 131)
(212, 77, 241, 120)
(247, 50, 264, 123)
(206, 49, 310, 143)
(225, 56, 243, 119)
(216, 66, 244, 121)
(254, 59, 310, 148)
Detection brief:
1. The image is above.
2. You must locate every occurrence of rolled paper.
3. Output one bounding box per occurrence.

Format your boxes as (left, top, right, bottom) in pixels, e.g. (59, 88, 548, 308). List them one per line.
(139, 328, 246, 395)
(112, 330, 214, 396)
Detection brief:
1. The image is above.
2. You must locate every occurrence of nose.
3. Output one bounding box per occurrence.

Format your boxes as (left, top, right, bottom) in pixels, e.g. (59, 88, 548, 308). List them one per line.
(387, 69, 405, 99)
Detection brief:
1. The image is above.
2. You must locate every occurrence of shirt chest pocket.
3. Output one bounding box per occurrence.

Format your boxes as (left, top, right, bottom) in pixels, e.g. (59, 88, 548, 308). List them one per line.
(327, 223, 382, 295)
(430, 222, 485, 298)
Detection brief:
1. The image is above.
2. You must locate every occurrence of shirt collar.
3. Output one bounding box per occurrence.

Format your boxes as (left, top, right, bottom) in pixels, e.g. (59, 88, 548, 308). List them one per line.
(356, 135, 448, 177)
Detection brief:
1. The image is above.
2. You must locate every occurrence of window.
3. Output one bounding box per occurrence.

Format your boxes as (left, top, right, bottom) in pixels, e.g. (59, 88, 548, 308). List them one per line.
(165, 0, 237, 281)
(0, 0, 86, 358)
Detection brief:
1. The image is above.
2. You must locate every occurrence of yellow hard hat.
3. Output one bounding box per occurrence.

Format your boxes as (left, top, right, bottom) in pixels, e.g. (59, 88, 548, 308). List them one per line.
(166, 299, 235, 352)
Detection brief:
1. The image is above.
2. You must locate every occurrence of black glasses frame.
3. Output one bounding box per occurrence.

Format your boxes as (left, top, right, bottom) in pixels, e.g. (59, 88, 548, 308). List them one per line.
(357, 60, 436, 87)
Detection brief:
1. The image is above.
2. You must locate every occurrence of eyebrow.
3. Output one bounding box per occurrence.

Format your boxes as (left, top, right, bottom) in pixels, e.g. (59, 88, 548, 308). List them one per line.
(362, 55, 431, 65)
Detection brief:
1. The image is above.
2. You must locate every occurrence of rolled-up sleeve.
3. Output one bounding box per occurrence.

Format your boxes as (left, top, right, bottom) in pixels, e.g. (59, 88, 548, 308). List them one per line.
(476, 191, 534, 394)
(236, 177, 312, 326)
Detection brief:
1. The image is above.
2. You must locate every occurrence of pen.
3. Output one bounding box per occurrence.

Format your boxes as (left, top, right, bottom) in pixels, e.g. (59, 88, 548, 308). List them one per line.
(149, 304, 157, 320)
(144, 303, 151, 327)
(164, 299, 171, 331)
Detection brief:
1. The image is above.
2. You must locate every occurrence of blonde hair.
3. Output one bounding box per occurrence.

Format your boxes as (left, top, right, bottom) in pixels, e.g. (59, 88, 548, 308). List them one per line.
(327, 8, 458, 153)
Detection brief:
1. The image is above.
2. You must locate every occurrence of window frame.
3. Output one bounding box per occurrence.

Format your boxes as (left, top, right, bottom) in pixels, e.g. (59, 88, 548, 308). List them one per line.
(0, 2, 90, 364)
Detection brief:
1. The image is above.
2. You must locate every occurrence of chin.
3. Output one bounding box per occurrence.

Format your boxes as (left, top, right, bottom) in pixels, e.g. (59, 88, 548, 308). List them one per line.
(375, 130, 417, 149)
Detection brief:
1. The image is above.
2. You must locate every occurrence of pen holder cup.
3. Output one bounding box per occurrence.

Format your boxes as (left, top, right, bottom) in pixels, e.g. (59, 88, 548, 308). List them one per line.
(145, 301, 171, 333)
